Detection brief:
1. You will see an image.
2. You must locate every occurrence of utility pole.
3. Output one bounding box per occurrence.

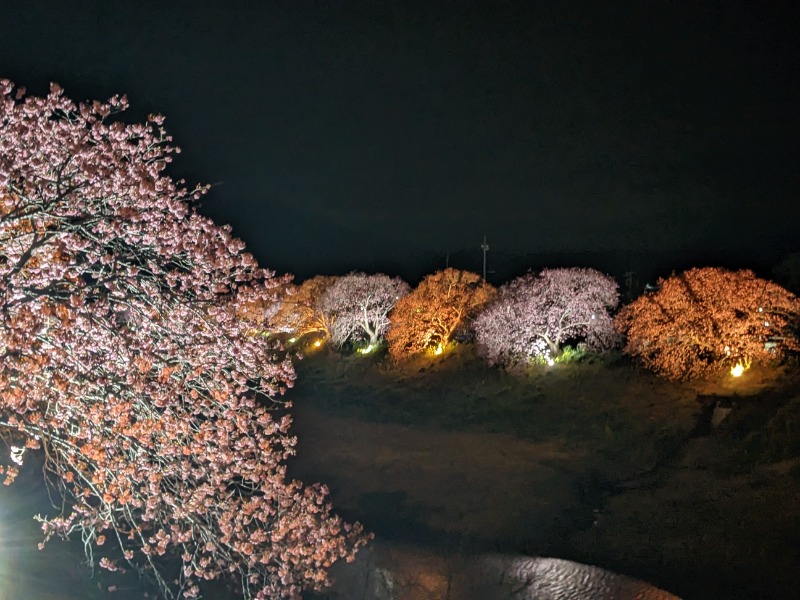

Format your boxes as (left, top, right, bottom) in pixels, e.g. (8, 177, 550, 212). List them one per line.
(481, 235, 489, 282)
(624, 269, 638, 300)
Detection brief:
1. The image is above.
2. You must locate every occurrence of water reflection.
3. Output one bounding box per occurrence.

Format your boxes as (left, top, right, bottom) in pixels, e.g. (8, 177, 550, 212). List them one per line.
(323, 540, 680, 600)
(0, 463, 678, 599)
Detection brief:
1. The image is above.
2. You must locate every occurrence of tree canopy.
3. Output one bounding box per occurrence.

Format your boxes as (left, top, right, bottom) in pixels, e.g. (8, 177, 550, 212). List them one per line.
(318, 272, 409, 348)
(616, 267, 800, 379)
(387, 268, 494, 359)
(269, 275, 337, 339)
(474, 268, 619, 367)
(0, 81, 365, 598)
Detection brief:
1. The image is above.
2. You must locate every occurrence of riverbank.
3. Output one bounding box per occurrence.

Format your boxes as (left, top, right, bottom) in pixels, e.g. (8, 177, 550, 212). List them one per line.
(288, 347, 800, 599)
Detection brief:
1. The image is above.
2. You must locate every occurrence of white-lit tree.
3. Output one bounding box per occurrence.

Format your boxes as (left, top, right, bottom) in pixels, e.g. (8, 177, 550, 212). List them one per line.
(474, 268, 619, 366)
(318, 272, 409, 348)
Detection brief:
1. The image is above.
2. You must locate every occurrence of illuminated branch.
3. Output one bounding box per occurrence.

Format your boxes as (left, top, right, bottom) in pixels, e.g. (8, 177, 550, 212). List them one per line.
(318, 272, 410, 348)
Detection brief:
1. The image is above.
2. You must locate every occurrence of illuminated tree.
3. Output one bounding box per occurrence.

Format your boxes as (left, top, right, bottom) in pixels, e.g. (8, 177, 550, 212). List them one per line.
(236, 279, 293, 335)
(0, 81, 366, 599)
(386, 268, 495, 358)
(615, 267, 800, 379)
(269, 275, 337, 338)
(474, 268, 619, 366)
(318, 272, 409, 348)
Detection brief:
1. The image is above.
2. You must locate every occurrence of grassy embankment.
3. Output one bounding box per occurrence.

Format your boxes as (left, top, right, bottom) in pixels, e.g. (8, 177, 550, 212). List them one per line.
(287, 342, 800, 599)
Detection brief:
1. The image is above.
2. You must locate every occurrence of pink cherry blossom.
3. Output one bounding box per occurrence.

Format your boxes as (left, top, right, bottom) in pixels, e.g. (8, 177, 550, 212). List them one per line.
(474, 268, 619, 367)
(0, 80, 367, 599)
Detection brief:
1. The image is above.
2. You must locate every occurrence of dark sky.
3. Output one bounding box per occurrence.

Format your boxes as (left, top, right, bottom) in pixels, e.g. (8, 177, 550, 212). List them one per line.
(2, 1, 799, 283)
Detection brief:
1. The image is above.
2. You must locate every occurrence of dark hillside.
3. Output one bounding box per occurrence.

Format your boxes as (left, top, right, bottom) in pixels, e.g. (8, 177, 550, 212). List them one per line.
(287, 346, 800, 599)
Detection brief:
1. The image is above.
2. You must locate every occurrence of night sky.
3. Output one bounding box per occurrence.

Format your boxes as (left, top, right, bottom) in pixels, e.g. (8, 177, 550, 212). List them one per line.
(2, 1, 799, 283)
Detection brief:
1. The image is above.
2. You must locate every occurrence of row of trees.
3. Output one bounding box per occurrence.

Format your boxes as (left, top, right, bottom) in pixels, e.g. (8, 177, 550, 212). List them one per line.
(269, 268, 495, 356)
(270, 266, 800, 380)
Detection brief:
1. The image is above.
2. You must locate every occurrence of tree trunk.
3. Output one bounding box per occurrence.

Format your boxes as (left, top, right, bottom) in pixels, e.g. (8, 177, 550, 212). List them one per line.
(368, 328, 379, 346)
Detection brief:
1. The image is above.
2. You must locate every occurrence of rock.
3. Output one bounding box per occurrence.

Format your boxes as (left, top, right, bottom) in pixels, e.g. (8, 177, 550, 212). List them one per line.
(710, 399, 735, 428)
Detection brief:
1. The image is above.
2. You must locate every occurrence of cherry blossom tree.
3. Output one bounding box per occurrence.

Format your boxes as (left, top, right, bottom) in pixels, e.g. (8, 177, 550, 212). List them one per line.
(0, 81, 367, 599)
(318, 272, 409, 348)
(387, 268, 495, 359)
(236, 278, 293, 335)
(269, 275, 337, 339)
(474, 268, 619, 367)
(615, 267, 800, 379)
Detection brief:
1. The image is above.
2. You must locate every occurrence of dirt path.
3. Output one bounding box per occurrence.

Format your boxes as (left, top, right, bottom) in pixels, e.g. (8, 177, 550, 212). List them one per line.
(289, 403, 589, 552)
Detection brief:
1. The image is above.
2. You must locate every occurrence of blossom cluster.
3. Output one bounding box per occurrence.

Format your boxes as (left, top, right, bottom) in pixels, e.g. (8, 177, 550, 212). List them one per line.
(0, 80, 367, 599)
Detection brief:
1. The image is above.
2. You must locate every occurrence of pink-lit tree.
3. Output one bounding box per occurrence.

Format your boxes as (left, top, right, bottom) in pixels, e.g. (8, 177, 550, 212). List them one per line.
(0, 81, 366, 599)
(474, 268, 619, 366)
(318, 272, 409, 348)
(616, 267, 800, 379)
(236, 278, 293, 335)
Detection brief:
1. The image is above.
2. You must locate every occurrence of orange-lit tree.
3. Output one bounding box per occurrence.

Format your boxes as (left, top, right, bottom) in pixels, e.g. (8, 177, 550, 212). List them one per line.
(616, 267, 800, 379)
(0, 81, 366, 599)
(269, 275, 338, 339)
(387, 268, 495, 358)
